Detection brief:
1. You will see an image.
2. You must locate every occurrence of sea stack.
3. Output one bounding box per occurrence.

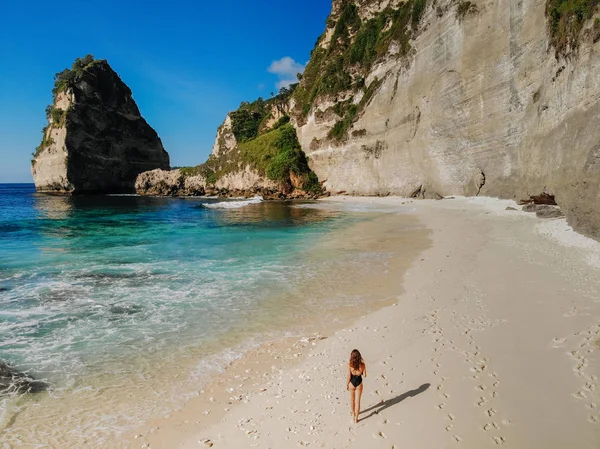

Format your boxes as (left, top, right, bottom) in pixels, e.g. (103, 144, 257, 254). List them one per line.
(31, 55, 170, 194)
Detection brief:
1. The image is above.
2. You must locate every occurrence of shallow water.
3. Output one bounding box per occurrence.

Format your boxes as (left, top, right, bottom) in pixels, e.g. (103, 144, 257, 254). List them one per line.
(0, 185, 418, 447)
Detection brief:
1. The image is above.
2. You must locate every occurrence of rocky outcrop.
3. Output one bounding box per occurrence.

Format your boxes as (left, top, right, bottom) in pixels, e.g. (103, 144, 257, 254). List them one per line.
(288, 0, 600, 239)
(522, 203, 565, 218)
(134, 167, 306, 199)
(211, 114, 237, 158)
(213, 165, 279, 192)
(135, 169, 204, 196)
(133, 0, 600, 236)
(32, 56, 170, 194)
(0, 361, 47, 395)
(137, 89, 323, 199)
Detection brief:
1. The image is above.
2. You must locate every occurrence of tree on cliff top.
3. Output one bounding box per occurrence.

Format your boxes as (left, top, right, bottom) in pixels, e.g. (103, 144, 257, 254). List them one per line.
(229, 85, 299, 143)
(52, 54, 98, 96)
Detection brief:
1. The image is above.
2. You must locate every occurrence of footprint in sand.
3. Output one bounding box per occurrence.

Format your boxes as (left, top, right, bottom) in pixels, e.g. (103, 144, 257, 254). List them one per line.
(588, 415, 599, 423)
(483, 423, 500, 431)
(572, 391, 587, 400)
(487, 408, 497, 417)
(373, 431, 386, 439)
(438, 403, 446, 410)
(552, 337, 567, 348)
(492, 436, 506, 445)
(445, 424, 453, 432)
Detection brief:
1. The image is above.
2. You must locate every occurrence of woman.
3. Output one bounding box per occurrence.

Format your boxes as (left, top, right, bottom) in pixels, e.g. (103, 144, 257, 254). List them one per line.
(347, 349, 367, 423)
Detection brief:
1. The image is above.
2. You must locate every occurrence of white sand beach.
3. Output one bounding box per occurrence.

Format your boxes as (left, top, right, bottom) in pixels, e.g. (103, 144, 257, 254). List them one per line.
(128, 196, 600, 448)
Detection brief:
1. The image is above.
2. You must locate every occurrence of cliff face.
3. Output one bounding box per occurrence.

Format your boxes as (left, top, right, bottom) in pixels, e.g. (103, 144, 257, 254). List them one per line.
(32, 57, 170, 194)
(137, 90, 323, 199)
(291, 0, 600, 238)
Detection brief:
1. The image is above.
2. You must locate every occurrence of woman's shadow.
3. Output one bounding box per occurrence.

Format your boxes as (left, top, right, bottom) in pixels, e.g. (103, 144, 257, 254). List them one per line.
(360, 383, 430, 421)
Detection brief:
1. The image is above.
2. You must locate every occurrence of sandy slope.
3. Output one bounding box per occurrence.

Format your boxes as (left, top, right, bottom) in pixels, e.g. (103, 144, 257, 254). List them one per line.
(134, 196, 600, 448)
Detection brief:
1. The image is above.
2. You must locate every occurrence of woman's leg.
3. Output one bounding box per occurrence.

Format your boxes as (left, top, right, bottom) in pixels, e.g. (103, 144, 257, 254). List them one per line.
(348, 384, 356, 417)
(354, 385, 363, 422)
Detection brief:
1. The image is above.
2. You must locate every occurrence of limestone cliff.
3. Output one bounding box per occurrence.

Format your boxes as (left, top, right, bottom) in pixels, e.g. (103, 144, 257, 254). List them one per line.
(137, 88, 323, 199)
(289, 0, 600, 238)
(32, 55, 170, 194)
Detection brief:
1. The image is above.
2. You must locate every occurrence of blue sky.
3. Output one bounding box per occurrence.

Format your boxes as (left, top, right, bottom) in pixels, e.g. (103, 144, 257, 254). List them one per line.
(0, 0, 332, 183)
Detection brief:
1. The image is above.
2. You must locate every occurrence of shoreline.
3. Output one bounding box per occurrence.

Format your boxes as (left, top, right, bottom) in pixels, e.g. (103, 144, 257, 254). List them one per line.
(0, 198, 429, 448)
(123, 201, 429, 447)
(132, 196, 600, 448)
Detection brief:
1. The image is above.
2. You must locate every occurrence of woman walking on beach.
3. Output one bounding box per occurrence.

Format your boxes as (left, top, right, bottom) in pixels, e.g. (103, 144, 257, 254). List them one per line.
(347, 349, 367, 423)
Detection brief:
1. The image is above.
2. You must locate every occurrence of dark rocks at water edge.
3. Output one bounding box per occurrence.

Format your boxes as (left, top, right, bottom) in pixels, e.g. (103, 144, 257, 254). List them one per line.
(31, 55, 170, 194)
(522, 203, 565, 219)
(135, 168, 324, 199)
(0, 362, 48, 395)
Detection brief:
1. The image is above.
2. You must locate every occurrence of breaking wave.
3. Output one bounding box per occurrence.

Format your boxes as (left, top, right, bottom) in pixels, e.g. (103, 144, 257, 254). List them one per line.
(202, 195, 263, 210)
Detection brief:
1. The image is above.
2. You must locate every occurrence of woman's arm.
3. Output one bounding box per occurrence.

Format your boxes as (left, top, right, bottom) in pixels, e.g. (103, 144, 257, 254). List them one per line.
(363, 362, 367, 378)
(346, 364, 351, 389)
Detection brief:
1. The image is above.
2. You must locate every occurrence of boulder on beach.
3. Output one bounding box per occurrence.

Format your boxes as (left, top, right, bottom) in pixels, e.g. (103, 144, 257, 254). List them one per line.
(0, 361, 48, 395)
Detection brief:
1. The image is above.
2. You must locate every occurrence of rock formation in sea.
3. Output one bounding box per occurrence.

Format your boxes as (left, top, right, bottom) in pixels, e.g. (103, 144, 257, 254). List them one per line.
(139, 0, 600, 238)
(136, 89, 324, 199)
(31, 55, 170, 194)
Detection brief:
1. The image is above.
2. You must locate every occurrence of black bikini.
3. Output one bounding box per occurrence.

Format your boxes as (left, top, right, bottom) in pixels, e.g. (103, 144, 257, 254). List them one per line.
(350, 368, 363, 388)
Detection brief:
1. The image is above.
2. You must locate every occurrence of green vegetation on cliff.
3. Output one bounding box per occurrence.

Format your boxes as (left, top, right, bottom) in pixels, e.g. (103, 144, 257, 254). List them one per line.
(229, 85, 297, 143)
(33, 55, 101, 162)
(293, 0, 428, 139)
(182, 87, 321, 194)
(192, 121, 321, 193)
(229, 99, 270, 143)
(546, 0, 600, 56)
(52, 54, 99, 95)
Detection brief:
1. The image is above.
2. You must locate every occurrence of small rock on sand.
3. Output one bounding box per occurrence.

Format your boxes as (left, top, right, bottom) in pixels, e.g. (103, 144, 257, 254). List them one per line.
(536, 207, 564, 219)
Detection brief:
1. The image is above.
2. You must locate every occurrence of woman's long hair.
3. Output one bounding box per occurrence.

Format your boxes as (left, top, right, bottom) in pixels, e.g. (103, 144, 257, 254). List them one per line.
(350, 349, 362, 371)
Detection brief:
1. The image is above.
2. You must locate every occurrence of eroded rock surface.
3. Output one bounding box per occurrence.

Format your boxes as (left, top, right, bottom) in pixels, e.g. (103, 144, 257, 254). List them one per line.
(135, 169, 206, 196)
(290, 0, 600, 239)
(32, 57, 170, 194)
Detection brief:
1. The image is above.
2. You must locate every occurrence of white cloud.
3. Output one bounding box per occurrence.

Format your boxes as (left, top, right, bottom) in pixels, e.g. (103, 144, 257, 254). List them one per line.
(268, 57, 305, 77)
(268, 57, 305, 91)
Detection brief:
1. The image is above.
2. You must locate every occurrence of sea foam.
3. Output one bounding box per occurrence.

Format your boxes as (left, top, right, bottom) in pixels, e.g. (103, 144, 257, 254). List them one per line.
(202, 196, 263, 210)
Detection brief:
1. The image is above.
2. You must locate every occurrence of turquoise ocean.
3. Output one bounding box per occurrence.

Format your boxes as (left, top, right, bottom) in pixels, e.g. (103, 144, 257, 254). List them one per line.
(0, 183, 409, 446)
